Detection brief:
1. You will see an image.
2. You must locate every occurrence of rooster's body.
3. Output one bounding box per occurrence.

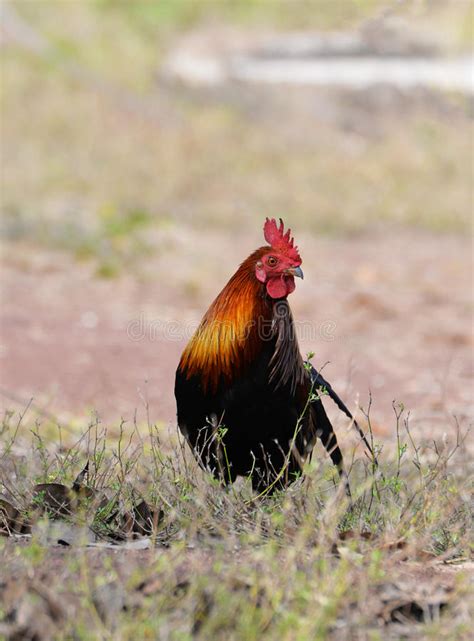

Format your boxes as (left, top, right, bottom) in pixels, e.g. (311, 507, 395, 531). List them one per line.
(175, 219, 358, 492)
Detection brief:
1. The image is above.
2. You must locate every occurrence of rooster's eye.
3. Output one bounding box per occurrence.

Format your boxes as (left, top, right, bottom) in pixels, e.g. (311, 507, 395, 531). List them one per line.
(267, 256, 278, 267)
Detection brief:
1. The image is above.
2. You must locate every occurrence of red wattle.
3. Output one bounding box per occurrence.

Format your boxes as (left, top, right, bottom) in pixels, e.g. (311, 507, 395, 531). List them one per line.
(266, 276, 295, 299)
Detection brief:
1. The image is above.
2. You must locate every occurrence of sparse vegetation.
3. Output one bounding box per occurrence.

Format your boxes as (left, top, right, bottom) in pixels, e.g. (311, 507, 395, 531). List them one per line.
(0, 405, 472, 640)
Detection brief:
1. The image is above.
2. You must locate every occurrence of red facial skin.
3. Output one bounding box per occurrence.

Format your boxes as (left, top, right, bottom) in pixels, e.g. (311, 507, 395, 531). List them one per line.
(255, 252, 303, 299)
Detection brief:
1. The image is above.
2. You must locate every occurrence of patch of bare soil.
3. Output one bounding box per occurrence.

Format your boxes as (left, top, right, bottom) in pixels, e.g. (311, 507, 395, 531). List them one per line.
(0, 230, 472, 444)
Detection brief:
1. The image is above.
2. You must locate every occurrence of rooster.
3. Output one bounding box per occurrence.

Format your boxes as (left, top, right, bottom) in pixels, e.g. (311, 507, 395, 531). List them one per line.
(175, 218, 373, 493)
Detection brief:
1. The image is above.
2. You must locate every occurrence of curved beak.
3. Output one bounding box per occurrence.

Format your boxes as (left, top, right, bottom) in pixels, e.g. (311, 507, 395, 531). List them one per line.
(286, 266, 304, 280)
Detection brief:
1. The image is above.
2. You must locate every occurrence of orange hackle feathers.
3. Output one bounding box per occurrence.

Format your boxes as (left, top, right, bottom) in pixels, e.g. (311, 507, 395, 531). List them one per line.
(178, 248, 272, 392)
(263, 218, 301, 264)
(179, 220, 301, 393)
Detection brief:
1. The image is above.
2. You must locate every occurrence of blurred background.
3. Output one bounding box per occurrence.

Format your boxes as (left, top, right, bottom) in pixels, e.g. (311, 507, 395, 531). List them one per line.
(0, 1, 472, 443)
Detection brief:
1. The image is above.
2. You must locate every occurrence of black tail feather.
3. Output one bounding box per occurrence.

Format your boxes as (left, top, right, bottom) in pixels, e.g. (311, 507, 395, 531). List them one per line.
(308, 364, 379, 467)
(310, 398, 351, 497)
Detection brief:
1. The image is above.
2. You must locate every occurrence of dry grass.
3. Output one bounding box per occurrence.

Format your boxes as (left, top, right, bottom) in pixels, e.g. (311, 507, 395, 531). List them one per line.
(0, 403, 472, 640)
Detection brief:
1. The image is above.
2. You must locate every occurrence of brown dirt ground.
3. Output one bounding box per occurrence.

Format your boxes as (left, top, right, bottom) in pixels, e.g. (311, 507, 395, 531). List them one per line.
(1, 229, 472, 448)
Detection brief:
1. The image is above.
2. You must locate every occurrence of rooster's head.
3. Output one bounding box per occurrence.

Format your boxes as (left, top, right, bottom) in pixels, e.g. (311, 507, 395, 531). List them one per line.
(255, 218, 303, 299)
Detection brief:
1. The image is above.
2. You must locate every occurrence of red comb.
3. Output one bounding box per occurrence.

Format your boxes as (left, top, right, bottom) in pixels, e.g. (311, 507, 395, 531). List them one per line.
(263, 218, 301, 263)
